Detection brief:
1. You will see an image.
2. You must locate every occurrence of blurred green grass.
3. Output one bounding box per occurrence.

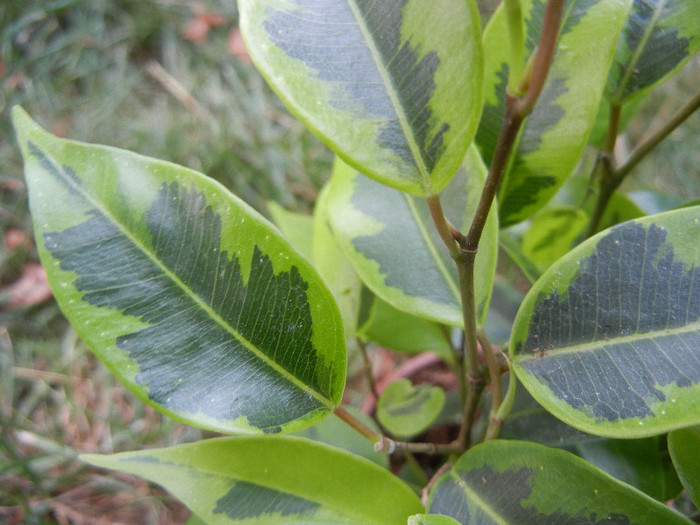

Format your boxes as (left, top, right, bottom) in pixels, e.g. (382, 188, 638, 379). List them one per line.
(1, 0, 332, 522)
(0, 0, 698, 522)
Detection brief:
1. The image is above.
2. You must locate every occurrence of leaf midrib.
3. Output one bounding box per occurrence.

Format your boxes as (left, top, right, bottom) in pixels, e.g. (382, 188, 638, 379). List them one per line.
(446, 469, 510, 524)
(611, 0, 669, 102)
(34, 138, 334, 409)
(515, 319, 700, 363)
(404, 195, 461, 305)
(347, 0, 431, 191)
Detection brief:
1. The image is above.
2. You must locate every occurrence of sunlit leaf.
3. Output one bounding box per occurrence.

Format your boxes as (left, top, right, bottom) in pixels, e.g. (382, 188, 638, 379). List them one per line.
(511, 207, 700, 437)
(427, 440, 691, 524)
(239, 0, 483, 196)
(83, 436, 423, 524)
(325, 148, 498, 327)
(14, 107, 346, 434)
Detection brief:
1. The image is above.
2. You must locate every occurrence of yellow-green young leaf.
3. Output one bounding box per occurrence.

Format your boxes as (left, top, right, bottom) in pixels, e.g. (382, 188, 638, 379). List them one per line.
(357, 289, 456, 365)
(427, 440, 692, 524)
(325, 148, 498, 327)
(408, 515, 461, 525)
(239, 0, 483, 197)
(83, 436, 423, 524)
(669, 426, 700, 508)
(13, 107, 346, 435)
(312, 183, 363, 336)
(606, 0, 700, 105)
(477, 0, 632, 227)
(551, 175, 644, 233)
(511, 207, 700, 438)
(377, 379, 446, 439)
(267, 201, 314, 261)
(521, 207, 588, 271)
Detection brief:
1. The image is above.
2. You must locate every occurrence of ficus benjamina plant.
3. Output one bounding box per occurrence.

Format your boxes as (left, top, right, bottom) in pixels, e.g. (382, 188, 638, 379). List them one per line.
(11, 0, 700, 523)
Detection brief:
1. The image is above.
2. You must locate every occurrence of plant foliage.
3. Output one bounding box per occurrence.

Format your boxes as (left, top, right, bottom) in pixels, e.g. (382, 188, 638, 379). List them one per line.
(12, 0, 700, 523)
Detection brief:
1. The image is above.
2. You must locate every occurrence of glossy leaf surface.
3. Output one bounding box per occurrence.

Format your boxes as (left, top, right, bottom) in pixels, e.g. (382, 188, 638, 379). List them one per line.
(576, 436, 682, 501)
(499, 376, 600, 448)
(14, 107, 345, 434)
(477, 0, 632, 226)
(239, 0, 483, 197)
(326, 148, 498, 327)
(83, 436, 423, 524)
(427, 440, 691, 524)
(669, 425, 700, 507)
(606, 0, 700, 104)
(511, 208, 700, 437)
(377, 379, 445, 439)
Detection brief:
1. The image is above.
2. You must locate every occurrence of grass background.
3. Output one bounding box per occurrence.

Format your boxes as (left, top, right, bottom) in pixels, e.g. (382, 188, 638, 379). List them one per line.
(1, 1, 698, 523)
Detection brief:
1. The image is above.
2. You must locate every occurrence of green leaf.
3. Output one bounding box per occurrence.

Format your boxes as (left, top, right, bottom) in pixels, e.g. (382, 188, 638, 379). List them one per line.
(13, 107, 346, 435)
(312, 183, 363, 335)
(588, 92, 649, 148)
(575, 436, 683, 502)
(427, 440, 691, 524)
(499, 375, 601, 448)
(239, 0, 483, 197)
(629, 190, 684, 215)
(185, 513, 208, 525)
(82, 436, 423, 524)
(511, 207, 700, 437)
(325, 148, 498, 327)
(377, 379, 446, 439)
(483, 277, 526, 346)
(477, 0, 632, 227)
(669, 425, 700, 507)
(292, 407, 389, 468)
(521, 207, 588, 271)
(606, 0, 700, 105)
(498, 233, 542, 285)
(550, 175, 644, 232)
(357, 290, 456, 364)
(267, 201, 314, 261)
(408, 515, 461, 525)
